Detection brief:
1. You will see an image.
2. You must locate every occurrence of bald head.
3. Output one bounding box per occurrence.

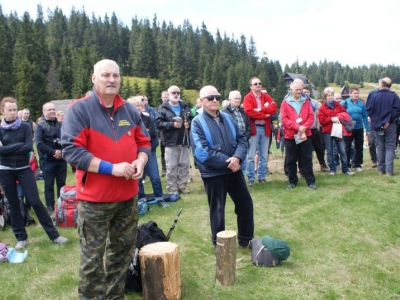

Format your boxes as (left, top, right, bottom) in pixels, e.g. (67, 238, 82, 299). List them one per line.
(380, 77, 392, 88)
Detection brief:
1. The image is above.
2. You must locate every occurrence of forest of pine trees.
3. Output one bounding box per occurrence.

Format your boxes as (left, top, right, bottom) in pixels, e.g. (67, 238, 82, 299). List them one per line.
(1, 5, 400, 119)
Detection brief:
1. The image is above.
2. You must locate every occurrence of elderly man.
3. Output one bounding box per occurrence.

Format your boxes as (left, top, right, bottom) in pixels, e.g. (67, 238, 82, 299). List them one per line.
(222, 90, 251, 172)
(36, 102, 67, 215)
(156, 85, 193, 194)
(61, 59, 151, 299)
(280, 81, 316, 189)
(366, 77, 400, 176)
(21, 108, 36, 140)
(191, 85, 254, 248)
(341, 86, 370, 171)
(243, 77, 277, 186)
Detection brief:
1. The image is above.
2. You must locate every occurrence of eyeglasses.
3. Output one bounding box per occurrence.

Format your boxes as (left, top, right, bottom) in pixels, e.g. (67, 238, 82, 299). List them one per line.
(170, 91, 180, 95)
(204, 95, 221, 101)
(252, 82, 262, 86)
(233, 98, 241, 100)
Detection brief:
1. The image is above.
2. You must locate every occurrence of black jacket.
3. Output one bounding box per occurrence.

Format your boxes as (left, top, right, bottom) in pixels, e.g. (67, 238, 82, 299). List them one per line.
(156, 101, 193, 147)
(141, 113, 159, 151)
(222, 104, 252, 140)
(0, 122, 33, 168)
(36, 118, 63, 162)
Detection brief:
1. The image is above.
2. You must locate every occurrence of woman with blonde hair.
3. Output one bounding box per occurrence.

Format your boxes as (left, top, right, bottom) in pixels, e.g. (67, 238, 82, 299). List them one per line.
(318, 88, 354, 176)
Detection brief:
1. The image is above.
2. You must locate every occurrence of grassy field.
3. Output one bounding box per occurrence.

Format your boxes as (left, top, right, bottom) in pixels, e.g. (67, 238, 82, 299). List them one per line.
(1, 145, 399, 299)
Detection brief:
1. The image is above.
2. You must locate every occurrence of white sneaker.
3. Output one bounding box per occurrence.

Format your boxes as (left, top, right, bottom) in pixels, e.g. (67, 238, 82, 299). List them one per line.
(345, 171, 355, 176)
(328, 171, 335, 176)
(355, 167, 363, 172)
(53, 236, 69, 244)
(15, 240, 27, 250)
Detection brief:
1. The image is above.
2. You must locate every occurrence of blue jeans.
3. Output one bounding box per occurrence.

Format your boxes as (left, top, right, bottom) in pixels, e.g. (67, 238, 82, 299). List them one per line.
(246, 126, 269, 181)
(138, 151, 164, 201)
(376, 123, 397, 174)
(323, 134, 350, 173)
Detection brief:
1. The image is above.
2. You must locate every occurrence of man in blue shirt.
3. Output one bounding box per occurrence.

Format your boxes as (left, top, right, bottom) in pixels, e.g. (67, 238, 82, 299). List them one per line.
(340, 86, 370, 172)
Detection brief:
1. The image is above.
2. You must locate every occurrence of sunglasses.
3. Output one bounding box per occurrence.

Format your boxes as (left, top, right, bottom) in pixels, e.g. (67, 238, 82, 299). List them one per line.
(204, 95, 221, 101)
(170, 91, 180, 95)
(252, 82, 262, 86)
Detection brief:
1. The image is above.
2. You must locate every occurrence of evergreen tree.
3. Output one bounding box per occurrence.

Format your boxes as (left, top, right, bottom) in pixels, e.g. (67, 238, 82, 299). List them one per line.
(132, 80, 141, 95)
(144, 77, 154, 106)
(0, 7, 14, 97)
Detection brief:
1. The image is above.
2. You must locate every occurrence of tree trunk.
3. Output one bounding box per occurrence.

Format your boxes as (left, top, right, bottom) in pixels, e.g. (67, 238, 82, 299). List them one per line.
(139, 242, 181, 300)
(215, 230, 237, 286)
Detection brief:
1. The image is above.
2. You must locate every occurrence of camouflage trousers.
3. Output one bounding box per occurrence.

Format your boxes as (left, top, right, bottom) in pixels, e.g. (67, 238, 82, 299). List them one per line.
(78, 197, 138, 300)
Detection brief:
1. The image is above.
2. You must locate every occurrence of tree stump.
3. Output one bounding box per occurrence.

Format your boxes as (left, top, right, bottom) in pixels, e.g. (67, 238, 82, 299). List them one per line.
(215, 230, 237, 286)
(139, 242, 181, 300)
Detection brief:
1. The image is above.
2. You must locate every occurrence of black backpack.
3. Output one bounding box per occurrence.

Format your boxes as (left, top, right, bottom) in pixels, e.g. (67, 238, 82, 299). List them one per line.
(124, 221, 168, 294)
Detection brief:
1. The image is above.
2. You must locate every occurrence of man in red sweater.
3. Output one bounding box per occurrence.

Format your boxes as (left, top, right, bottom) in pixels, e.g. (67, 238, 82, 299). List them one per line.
(243, 77, 277, 186)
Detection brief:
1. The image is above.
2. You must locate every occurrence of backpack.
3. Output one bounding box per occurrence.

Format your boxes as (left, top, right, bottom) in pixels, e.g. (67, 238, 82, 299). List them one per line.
(0, 243, 8, 262)
(125, 221, 168, 294)
(55, 185, 78, 228)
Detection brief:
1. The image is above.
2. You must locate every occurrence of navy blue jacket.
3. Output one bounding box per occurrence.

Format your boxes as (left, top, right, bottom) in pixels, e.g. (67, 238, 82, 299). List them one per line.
(190, 110, 247, 178)
(366, 89, 400, 130)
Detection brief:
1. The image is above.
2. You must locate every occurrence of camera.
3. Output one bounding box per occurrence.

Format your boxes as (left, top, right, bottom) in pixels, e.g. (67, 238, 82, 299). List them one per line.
(53, 138, 61, 147)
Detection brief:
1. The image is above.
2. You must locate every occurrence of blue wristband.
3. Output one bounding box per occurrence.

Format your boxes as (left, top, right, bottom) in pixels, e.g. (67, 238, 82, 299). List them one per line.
(98, 160, 113, 175)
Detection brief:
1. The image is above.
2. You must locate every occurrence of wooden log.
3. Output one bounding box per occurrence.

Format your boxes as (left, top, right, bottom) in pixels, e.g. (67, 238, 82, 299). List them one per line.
(215, 230, 237, 286)
(139, 242, 181, 300)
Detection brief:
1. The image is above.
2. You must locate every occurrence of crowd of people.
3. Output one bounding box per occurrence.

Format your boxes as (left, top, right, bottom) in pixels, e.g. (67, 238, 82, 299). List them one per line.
(1, 57, 399, 299)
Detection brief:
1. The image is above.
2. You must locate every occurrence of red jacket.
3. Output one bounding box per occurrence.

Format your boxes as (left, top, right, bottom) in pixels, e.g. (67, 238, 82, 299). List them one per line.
(280, 97, 314, 139)
(318, 101, 347, 134)
(243, 91, 277, 137)
(61, 90, 151, 203)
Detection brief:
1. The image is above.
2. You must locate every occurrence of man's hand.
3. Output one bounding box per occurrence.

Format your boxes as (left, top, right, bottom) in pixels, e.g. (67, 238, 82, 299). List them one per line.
(383, 122, 390, 129)
(173, 121, 182, 128)
(226, 156, 240, 172)
(331, 117, 339, 123)
(130, 158, 146, 180)
(184, 121, 189, 129)
(111, 162, 137, 180)
(298, 125, 306, 133)
(53, 149, 62, 159)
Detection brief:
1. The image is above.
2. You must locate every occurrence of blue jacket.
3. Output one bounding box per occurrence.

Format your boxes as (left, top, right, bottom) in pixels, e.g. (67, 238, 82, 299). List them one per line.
(190, 110, 247, 178)
(366, 89, 400, 130)
(340, 98, 370, 132)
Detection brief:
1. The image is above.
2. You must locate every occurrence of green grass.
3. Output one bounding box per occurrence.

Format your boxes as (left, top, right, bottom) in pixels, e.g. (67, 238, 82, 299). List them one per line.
(1, 146, 400, 299)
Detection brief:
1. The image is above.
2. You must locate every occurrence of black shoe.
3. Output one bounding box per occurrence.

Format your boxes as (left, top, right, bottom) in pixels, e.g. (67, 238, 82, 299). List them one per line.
(258, 179, 267, 183)
(248, 180, 255, 186)
(308, 183, 317, 190)
(238, 240, 252, 249)
(287, 183, 296, 189)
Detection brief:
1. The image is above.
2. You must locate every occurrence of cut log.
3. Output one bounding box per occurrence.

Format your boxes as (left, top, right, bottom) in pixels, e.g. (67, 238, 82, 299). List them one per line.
(139, 242, 181, 300)
(215, 230, 237, 286)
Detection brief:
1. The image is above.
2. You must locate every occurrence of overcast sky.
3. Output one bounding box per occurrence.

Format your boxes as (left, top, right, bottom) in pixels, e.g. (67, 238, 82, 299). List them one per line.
(2, 0, 399, 67)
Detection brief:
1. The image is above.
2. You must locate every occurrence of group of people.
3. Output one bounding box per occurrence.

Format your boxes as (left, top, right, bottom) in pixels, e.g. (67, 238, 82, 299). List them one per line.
(2, 57, 399, 300)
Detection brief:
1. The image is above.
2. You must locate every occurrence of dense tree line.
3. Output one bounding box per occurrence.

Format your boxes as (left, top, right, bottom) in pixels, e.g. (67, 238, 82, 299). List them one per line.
(1, 5, 399, 118)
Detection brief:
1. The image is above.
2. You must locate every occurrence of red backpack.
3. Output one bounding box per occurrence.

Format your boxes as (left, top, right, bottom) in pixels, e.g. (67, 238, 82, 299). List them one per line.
(55, 185, 78, 228)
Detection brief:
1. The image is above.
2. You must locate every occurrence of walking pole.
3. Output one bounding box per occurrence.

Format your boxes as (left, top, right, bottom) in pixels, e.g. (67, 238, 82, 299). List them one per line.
(166, 208, 183, 241)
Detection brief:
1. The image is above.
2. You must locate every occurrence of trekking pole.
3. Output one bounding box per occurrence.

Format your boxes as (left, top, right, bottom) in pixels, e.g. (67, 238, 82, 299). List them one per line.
(166, 208, 183, 241)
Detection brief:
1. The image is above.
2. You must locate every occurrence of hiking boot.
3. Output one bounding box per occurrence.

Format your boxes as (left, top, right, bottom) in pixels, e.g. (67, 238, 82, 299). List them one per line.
(248, 180, 255, 186)
(178, 188, 190, 194)
(15, 240, 27, 250)
(371, 161, 377, 168)
(287, 183, 296, 189)
(308, 183, 317, 190)
(320, 164, 330, 172)
(53, 236, 69, 245)
(258, 179, 267, 183)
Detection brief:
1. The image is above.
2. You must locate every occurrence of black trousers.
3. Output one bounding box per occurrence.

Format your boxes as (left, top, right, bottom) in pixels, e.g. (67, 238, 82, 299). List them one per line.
(0, 168, 59, 241)
(311, 128, 326, 165)
(285, 138, 315, 186)
(344, 128, 364, 168)
(41, 159, 67, 208)
(203, 172, 254, 246)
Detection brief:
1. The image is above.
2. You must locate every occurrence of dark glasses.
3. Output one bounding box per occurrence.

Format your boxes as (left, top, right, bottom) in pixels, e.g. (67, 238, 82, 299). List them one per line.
(170, 91, 180, 95)
(204, 95, 221, 101)
(253, 82, 262, 86)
